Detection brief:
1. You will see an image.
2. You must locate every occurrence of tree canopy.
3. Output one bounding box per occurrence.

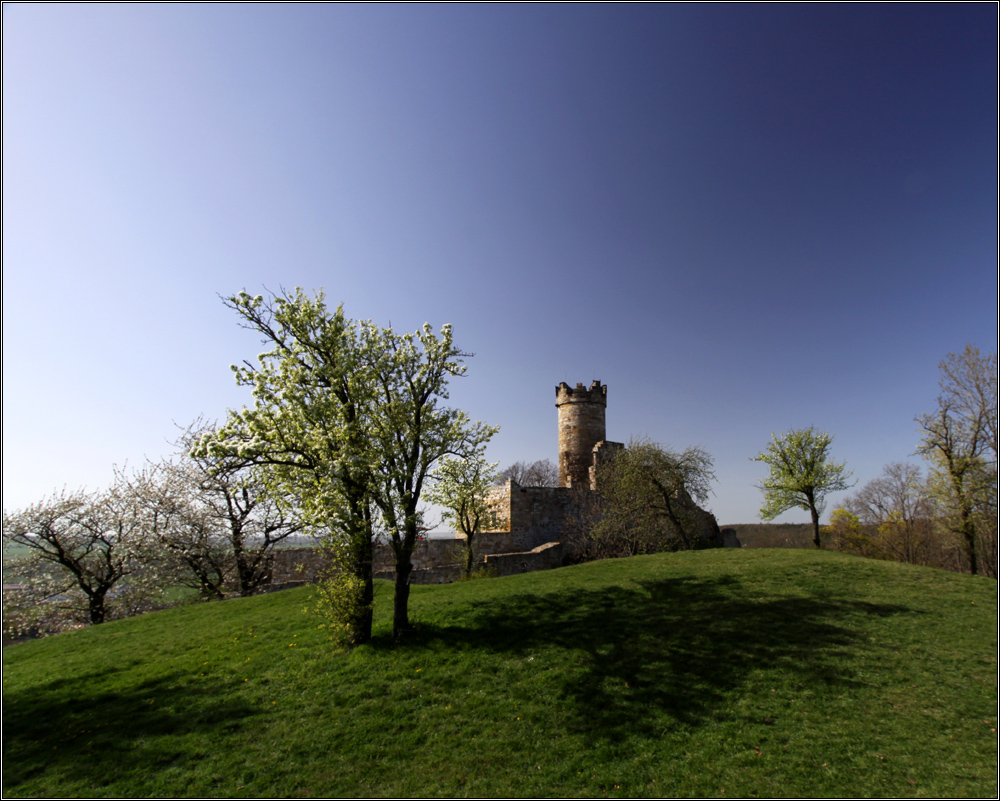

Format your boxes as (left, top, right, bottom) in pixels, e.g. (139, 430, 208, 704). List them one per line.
(752, 427, 853, 548)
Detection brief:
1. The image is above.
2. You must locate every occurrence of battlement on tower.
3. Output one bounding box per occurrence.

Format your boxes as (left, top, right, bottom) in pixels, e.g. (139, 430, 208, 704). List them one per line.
(555, 380, 608, 406)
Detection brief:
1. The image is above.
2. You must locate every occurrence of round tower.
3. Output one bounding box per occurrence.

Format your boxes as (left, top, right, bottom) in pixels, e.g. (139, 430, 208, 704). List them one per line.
(555, 380, 607, 488)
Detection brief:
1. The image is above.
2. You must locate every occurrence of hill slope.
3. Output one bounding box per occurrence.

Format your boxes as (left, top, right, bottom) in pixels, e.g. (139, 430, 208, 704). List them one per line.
(3, 549, 997, 798)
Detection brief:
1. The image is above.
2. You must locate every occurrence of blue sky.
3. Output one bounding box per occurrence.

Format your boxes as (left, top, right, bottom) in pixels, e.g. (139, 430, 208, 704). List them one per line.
(3, 4, 997, 525)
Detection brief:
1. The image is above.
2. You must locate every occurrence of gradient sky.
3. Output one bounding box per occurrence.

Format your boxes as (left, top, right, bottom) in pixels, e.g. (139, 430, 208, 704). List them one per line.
(3, 4, 997, 526)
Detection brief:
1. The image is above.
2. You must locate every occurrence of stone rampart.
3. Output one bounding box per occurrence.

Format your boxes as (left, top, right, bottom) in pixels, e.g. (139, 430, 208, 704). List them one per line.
(373, 537, 467, 573)
(484, 541, 565, 577)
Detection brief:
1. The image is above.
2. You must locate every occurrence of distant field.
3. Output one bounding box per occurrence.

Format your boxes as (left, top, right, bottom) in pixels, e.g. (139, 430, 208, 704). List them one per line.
(2, 543, 33, 560)
(2, 544, 34, 585)
(3, 549, 996, 798)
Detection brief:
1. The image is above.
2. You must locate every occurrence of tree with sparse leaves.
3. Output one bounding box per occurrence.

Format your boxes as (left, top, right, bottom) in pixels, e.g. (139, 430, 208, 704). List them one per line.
(135, 422, 306, 600)
(752, 427, 854, 549)
(829, 462, 943, 567)
(127, 459, 232, 601)
(917, 345, 997, 577)
(576, 437, 719, 559)
(495, 459, 559, 488)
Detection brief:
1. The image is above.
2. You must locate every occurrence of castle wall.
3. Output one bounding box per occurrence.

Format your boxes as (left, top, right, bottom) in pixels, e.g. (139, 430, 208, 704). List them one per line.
(269, 547, 327, 588)
(484, 540, 565, 577)
(268, 460, 607, 590)
(373, 538, 466, 574)
(484, 480, 577, 552)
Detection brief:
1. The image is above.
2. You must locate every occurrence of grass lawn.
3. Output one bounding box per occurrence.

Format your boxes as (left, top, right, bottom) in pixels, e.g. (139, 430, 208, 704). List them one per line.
(3, 548, 997, 798)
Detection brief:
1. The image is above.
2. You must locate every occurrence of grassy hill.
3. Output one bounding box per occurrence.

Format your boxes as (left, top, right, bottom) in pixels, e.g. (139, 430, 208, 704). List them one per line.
(3, 549, 997, 798)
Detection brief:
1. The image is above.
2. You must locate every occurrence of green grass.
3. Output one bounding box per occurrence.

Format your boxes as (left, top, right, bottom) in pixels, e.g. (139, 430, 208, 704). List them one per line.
(3, 549, 997, 798)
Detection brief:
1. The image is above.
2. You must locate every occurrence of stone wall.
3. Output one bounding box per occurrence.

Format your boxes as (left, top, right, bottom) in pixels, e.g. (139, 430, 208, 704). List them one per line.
(271, 541, 471, 587)
(269, 547, 328, 588)
(490, 481, 577, 551)
(372, 537, 467, 573)
(484, 541, 565, 577)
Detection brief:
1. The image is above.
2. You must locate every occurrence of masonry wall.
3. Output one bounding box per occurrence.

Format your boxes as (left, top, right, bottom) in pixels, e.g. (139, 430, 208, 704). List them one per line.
(373, 538, 467, 575)
(269, 547, 328, 588)
(266, 474, 734, 590)
(484, 541, 565, 577)
(483, 480, 577, 551)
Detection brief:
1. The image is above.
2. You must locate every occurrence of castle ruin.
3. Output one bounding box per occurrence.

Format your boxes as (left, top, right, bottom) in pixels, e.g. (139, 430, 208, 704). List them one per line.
(269, 380, 735, 587)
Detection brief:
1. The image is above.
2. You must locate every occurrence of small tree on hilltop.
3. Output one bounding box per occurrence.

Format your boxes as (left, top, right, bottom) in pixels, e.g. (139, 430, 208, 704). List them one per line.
(753, 427, 854, 549)
(427, 450, 498, 576)
(133, 425, 306, 601)
(823, 507, 869, 557)
(128, 460, 232, 601)
(179, 421, 304, 597)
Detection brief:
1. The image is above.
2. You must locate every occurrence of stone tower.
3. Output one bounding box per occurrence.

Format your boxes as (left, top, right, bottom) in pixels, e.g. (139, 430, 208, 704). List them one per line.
(556, 380, 607, 489)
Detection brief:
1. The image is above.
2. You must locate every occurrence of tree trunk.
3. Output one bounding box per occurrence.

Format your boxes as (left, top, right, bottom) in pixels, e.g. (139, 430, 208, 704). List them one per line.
(88, 590, 107, 625)
(810, 505, 822, 549)
(465, 532, 476, 576)
(392, 556, 413, 639)
(961, 510, 979, 576)
(653, 480, 691, 549)
(356, 530, 374, 644)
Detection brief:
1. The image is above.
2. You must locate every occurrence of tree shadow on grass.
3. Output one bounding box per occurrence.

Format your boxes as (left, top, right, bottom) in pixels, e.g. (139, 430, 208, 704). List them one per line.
(3, 670, 258, 794)
(402, 574, 912, 743)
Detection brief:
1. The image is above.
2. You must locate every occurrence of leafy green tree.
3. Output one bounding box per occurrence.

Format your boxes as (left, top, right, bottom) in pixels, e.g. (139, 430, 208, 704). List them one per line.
(426, 450, 498, 576)
(360, 320, 498, 637)
(823, 507, 869, 557)
(917, 345, 997, 577)
(197, 288, 497, 641)
(194, 290, 378, 644)
(752, 427, 854, 549)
